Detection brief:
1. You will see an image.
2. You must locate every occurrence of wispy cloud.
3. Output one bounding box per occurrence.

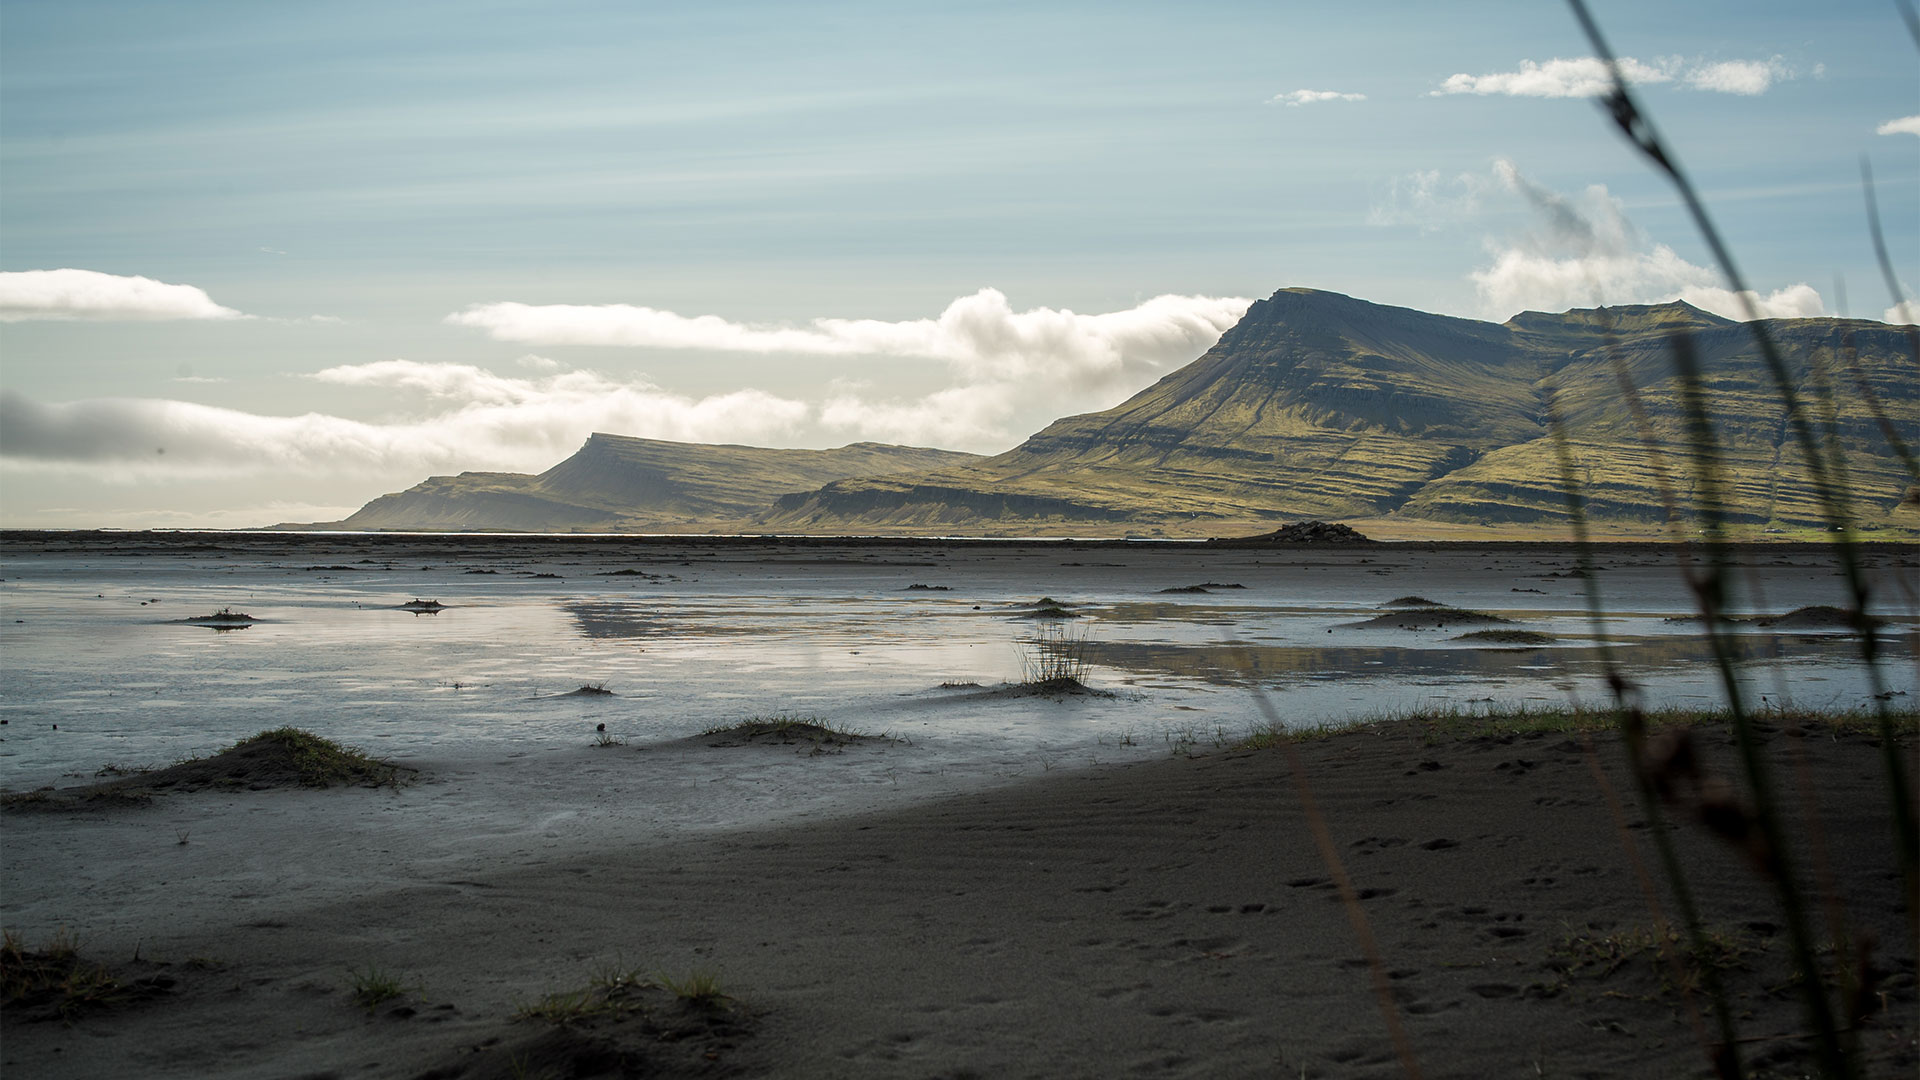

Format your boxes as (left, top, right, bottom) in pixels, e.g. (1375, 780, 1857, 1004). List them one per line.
(1435, 55, 1794, 98)
(1267, 89, 1366, 106)
(0, 269, 246, 322)
(1366, 168, 1502, 231)
(1468, 160, 1823, 321)
(1878, 115, 1920, 136)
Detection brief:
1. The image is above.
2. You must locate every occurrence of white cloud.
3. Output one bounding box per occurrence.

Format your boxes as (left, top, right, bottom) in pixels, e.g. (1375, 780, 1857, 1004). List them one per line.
(0, 367, 810, 480)
(1435, 56, 1675, 98)
(1877, 115, 1920, 136)
(449, 287, 1249, 414)
(1268, 89, 1366, 106)
(1685, 56, 1789, 95)
(1468, 159, 1824, 321)
(1436, 55, 1794, 98)
(1888, 301, 1917, 325)
(450, 288, 1243, 367)
(0, 269, 246, 322)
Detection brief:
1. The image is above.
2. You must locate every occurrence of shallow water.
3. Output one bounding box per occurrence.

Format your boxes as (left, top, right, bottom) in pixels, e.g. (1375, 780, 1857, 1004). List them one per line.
(0, 534, 1912, 789)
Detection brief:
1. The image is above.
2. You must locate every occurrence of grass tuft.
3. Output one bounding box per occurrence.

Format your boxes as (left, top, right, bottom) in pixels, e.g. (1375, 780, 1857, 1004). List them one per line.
(345, 962, 409, 1009)
(656, 969, 729, 1008)
(2, 929, 125, 1018)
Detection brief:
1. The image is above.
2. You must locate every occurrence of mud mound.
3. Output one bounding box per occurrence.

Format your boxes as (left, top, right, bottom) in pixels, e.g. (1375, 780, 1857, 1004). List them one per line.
(2, 729, 413, 811)
(1214, 521, 1374, 545)
(695, 719, 874, 751)
(434, 981, 749, 1080)
(1454, 629, 1556, 645)
(1757, 605, 1860, 630)
(1348, 606, 1514, 630)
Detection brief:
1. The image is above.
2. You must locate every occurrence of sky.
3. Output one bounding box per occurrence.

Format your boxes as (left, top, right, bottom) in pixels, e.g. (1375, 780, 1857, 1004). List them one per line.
(1, 0, 1915, 529)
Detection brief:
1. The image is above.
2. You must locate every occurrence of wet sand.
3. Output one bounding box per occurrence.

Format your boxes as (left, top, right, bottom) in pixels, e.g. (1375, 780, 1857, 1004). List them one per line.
(3, 713, 1914, 1079)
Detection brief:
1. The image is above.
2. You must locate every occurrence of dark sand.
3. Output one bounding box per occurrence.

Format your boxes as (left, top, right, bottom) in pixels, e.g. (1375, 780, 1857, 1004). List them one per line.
(4, 715, 1913, 1079)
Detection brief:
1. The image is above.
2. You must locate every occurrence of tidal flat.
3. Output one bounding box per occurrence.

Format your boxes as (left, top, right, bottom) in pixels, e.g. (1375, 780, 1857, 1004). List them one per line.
(0, 532, 1914, 1078)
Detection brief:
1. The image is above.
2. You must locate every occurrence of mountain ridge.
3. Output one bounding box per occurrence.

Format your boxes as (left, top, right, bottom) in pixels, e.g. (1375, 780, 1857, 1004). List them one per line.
(283, 434, 981, 532)
(762, 289, 1915, 535)
(293, 288, 1918, 537)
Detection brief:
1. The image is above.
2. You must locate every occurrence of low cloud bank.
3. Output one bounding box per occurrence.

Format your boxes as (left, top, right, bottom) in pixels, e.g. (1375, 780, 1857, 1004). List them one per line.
(0, 373, 809, 481)
(5, 290, 1251, 480)
(446, 289, 1251, 447)
(0, 269, 246, 322)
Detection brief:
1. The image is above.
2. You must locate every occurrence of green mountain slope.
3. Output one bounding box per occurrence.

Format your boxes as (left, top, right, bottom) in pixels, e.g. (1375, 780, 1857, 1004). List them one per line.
(761, 289, 1918, 536)
(300, 435, 981, 532)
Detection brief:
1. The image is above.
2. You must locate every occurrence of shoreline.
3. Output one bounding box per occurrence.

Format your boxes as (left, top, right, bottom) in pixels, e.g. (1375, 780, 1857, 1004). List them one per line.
(4, 710, 1914, 1078)
(6, 528, 1920, 552)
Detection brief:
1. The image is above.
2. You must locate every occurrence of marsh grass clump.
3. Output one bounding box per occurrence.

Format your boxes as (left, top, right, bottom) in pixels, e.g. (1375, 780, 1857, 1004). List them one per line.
(219, 728, 408, 789)
(656, 969, 729, 1009)
(516, 968, 730, 1026)
(1, 929, 125, 1019)
(1020, 622, 1093, 690)
(185, 607, 254, 624)
(698, 714, 877, 753)
(1547, 924, 1761, 1000)
(345, 963, 410, 1010)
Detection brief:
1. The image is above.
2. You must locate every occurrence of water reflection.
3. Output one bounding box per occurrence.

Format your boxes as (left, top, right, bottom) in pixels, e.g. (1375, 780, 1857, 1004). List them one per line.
(566, 600, 667, 639)
(1080, 633, 1882, 689)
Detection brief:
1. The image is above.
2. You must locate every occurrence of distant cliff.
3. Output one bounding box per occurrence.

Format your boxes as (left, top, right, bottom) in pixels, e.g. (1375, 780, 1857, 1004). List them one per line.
(287, 435, 981, 532)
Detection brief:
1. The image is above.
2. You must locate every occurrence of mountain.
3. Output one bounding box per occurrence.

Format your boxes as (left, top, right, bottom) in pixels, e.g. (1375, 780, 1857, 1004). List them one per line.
(292, 435, 981, 532)
(761, 288, 1919, 536)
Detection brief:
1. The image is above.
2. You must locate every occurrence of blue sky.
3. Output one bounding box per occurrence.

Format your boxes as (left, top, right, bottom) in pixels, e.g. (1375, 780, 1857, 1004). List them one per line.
(2, 0, 1915, 527)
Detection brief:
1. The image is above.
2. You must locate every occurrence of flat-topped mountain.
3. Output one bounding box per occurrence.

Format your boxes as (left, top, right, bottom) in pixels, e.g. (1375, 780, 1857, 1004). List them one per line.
(291, 434, 980, 532)
(762, 288, 1918, 535)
